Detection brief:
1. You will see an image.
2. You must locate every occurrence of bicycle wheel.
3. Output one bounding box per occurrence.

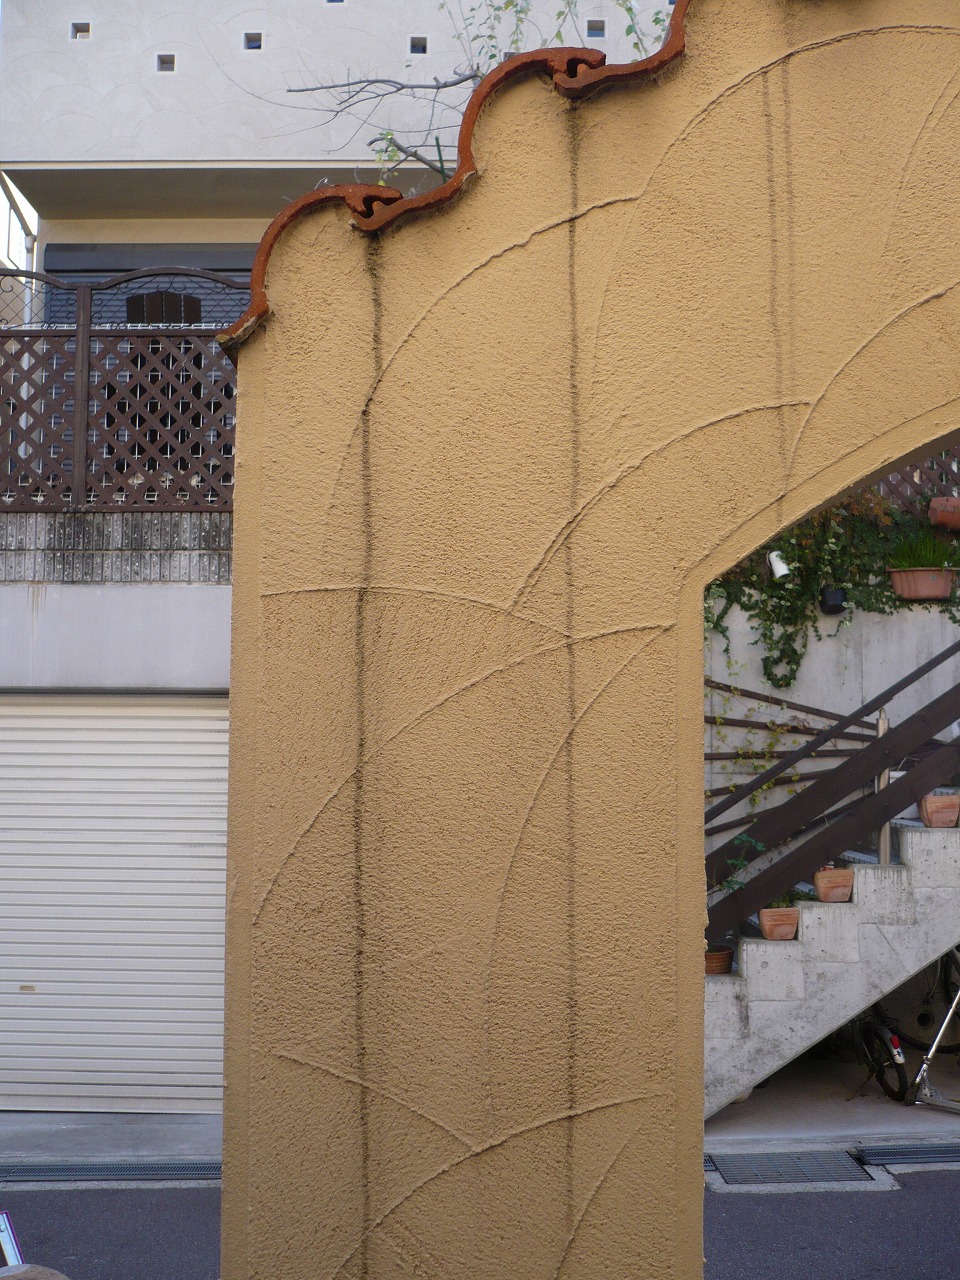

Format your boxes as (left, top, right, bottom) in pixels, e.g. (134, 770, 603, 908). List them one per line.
(860, 1023, 908, 1102)
(883, 949, 960, 1054)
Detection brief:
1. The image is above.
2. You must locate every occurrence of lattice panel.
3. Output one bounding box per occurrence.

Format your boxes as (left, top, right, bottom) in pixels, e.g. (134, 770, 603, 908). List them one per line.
(0, 330, 78, 510)
(86, 331, 235, 509)
(878, 451, 960, 518)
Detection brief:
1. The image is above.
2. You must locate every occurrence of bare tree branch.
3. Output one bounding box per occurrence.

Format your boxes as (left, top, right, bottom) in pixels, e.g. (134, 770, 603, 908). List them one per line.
(369, 137, 446, 176)
(288, 72, 479, 96)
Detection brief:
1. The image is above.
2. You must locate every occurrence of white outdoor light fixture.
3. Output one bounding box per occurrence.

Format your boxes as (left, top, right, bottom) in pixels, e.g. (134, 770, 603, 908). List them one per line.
(767, 550, 790, 580)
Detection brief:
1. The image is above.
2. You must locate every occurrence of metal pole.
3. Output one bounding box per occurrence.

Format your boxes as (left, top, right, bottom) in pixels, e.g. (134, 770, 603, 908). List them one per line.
(876, 708, 891, 865)
(70, 284, 91, 508)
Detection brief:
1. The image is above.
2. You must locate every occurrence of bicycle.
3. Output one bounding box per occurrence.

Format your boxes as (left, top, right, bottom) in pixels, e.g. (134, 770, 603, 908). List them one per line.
(882, 946, 960, 1055)
(848, 1007, 909, 1102)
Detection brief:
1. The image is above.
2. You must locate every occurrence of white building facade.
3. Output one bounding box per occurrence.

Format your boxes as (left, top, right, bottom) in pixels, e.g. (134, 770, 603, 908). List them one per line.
(0, 0, 664, 1111)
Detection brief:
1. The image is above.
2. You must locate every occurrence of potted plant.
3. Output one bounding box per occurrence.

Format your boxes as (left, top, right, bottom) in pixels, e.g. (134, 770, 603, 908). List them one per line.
(919, 787, 960, 828)
(814, 862, 854, 902)
(705, 941, 735, 974)
(887, 532, 959, 600)
(758, 893, 800, 940)
(929, 496, 960, 531)
(758, 888, 815, 940)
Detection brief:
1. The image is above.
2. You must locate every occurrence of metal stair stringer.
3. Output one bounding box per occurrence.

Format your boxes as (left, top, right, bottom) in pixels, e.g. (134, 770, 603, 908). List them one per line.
(705, 822, 960, 1117)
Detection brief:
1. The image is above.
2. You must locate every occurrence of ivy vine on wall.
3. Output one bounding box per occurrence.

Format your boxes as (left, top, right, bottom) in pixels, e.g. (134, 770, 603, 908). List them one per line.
(705, 493, 960, 689)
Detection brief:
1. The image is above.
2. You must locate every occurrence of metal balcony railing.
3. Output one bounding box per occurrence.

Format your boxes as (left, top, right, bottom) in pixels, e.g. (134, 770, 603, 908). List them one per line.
(0, 269, 249, 511)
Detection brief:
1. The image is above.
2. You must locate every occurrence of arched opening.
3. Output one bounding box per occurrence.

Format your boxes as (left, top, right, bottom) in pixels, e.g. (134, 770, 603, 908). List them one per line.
(702, 435, 960, 1166)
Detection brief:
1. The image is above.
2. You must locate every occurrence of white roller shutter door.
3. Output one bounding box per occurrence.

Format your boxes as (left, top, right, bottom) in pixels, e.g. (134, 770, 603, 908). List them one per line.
(0, 696, 227, 1112)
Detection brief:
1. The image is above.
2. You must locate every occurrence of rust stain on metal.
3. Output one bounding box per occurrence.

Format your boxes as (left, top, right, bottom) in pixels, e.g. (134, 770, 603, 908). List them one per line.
(219, 0, 691, 351)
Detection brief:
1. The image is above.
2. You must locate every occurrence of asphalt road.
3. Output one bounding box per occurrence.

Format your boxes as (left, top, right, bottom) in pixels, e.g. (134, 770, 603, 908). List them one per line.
(705, 1169, 960, 1280)
(3, 1170, 959, 1279)
(0, 1186, 220, 1280)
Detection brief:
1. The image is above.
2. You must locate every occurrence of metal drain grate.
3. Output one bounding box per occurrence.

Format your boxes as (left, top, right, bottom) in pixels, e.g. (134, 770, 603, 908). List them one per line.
(0, 1159, 221, 1182)
(703, 1155, 716, 1172)
(858, 1143, 960, 1166)
(710, 1151, 871, 1186)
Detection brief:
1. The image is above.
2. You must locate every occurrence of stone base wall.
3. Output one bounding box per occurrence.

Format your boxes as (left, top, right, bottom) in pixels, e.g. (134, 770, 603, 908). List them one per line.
(0, 513, 232, 583)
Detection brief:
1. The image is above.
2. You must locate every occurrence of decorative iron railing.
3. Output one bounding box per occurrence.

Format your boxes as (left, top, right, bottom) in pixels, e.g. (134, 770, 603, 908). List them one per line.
(0, 269, 249, 511)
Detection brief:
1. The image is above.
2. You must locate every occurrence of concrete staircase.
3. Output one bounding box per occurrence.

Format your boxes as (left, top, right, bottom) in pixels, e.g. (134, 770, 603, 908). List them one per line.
(705, 821, 960, 1117)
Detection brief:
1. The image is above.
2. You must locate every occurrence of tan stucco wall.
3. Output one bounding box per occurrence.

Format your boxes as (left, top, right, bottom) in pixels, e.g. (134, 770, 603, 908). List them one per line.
(224, 3, 960, 1276)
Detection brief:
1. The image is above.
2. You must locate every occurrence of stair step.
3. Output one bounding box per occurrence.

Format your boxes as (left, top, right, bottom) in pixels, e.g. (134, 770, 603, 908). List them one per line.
(899, 826, 960, 888)
(740, 939, 804, 1001)
(852, 864, 915, 924)
(797, 902, 861, 963)
(704, 974, 748, 1040)
(705, 822, 960, 1117)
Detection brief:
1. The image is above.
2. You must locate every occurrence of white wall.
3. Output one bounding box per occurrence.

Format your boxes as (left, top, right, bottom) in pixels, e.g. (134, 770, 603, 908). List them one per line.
(703, 607, 960, 848)
(706, 605, 960, 729)
(0, 584, 231, 689)
(0, 0, 663, 166)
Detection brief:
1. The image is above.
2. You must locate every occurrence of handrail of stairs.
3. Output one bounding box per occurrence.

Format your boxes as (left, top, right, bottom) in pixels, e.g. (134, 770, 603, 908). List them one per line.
(706, 678, 960, 900)
(706, 738, 960, 939)
(704, 637, 960, 824)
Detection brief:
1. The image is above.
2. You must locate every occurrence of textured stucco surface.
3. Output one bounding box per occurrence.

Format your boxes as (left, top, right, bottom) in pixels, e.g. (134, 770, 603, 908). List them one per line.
(224, 3, 960, 1276)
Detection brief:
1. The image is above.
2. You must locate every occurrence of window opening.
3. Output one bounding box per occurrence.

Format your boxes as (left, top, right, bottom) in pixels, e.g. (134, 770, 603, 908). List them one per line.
(70, 22, 91, 39)
(126, 291, 202, 325)
(244, 32, 263, 49)
(586, 18, 606, 38)
(409, 35, 428, 54)
(157, 53, 176, 72)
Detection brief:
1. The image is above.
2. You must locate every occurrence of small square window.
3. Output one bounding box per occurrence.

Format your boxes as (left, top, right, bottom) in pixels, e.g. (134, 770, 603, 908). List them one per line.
(70, 21, 91, 40)
(244, 32, 263, 50)
(409, 35, 428, 55)
(586, 18, 606, 38)
(157, 53, 176, 72)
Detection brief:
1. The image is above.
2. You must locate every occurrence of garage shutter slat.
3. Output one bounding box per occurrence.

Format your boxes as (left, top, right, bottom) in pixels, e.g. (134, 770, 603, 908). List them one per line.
(0, 696, 227, 1112)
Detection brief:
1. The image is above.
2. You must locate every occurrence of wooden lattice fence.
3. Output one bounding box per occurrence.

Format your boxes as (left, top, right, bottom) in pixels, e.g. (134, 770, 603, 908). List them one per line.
(0, 269, 247, 511)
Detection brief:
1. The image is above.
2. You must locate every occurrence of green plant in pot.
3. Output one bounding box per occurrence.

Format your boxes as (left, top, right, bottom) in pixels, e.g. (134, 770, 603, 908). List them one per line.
(758, 888, 815, 941)
(706, 495, 960, 689)
(888, 532, 959, 601)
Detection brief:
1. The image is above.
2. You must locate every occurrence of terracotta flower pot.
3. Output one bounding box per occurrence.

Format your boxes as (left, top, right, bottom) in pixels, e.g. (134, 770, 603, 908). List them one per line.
(929, 497, 960, 531)
(705, 944, 734, 975)
(814, 867, 854, 902)
(887, 568, 956, 600)
(919, 792, 960, 828)
(758, 907, 799, 940)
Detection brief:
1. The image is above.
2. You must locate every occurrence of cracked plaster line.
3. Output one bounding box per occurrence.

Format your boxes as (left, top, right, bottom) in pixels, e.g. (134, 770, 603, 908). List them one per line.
(327, 1093, 654, 1280)
(786, 279, 960, 480)
(252, 623, 659, 921)
(878, 62, 960, 265)
(509, 400, 809, 611)
(586, 24, 960, 386)
(481, 634, 662, 1133)
(259, 581, 572, 639)
(273, 1050, 474, 1149)
(552, 1116, 647, 1280)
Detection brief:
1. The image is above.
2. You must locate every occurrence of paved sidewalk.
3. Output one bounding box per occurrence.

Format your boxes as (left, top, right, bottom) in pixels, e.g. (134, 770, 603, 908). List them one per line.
(706, 1046, 960, 1152)
(0, 1113, 221, 1164)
